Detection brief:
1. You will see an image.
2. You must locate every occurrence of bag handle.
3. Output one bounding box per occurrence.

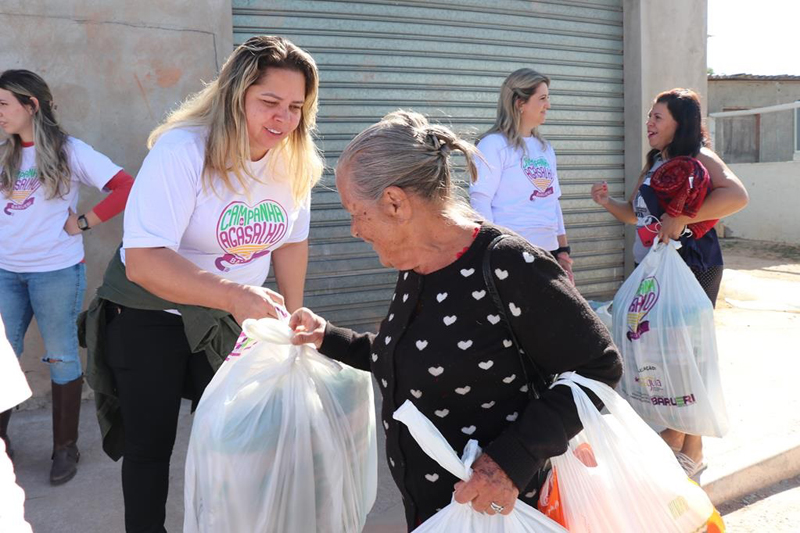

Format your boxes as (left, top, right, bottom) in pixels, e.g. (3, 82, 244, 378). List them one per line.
(393, 400, 479, 482)
(550, 372, 690, 477)
(481, 234, 551, 400)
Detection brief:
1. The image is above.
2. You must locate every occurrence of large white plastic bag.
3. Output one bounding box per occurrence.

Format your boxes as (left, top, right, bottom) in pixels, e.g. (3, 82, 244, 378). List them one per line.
(611, 241, 728, 437)
(183, 318, 378, 533)
(587, 300, 613, 332)
(393, 400, 567, 533)
(546, 372, 719, 532)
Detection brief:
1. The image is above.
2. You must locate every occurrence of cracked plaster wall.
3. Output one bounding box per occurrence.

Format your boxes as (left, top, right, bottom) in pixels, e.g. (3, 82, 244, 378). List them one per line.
(0, 0, 233, 403)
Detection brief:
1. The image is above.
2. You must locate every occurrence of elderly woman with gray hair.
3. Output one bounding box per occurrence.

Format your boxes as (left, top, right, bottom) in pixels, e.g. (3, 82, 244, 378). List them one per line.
(290, 110, 622, 530)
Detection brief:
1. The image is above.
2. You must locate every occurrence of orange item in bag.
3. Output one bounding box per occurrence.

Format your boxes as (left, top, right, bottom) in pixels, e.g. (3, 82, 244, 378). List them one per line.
(538, 467, 565, 526)
(538, 443, 596, 528)
(538, 443, 726, 532)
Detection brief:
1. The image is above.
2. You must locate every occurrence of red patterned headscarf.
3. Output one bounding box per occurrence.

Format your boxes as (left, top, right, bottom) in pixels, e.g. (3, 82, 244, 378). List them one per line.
(650, 156, 718, 239)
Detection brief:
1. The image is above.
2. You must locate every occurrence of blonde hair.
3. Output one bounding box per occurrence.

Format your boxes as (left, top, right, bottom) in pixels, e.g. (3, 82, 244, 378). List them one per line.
(148, 35, 323, 203)
(481, 68, 550, 152)
(0, 70, 71, 200)
(338, 110, 481, 214)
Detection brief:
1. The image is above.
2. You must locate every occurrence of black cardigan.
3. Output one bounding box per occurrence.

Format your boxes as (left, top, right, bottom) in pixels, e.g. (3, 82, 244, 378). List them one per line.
(320, 224, 622, 529)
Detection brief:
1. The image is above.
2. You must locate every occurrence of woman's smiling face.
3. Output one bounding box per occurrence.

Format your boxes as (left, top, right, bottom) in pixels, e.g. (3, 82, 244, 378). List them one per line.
(243, 67, 306, 161)
(518, 82, 550, 134)
(646, 102, 678, 152)
(336, 165, 409, 269)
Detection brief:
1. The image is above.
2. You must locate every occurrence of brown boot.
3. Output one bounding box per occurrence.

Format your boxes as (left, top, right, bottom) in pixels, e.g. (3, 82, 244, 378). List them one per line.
(50, 377, 82, 485)
(0, 409, 12, 460)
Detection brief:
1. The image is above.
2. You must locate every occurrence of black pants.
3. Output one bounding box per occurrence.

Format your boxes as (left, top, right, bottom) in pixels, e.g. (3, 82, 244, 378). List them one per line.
(106, 306, 214, 533)
(689, 264, 724, 308)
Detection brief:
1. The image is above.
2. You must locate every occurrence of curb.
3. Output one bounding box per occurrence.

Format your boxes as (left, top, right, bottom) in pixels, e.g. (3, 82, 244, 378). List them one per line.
(702, 444, 800, 506)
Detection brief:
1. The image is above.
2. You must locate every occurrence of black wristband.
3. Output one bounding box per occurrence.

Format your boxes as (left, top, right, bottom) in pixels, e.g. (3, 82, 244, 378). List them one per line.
(554, 245, 571, 256)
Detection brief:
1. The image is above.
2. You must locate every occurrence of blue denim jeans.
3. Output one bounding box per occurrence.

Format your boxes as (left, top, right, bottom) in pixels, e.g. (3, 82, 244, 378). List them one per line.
(0, 263, 86, 384)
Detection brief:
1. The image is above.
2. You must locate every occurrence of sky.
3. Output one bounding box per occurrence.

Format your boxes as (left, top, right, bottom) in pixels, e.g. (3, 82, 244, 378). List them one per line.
(707, 0, 800, 76)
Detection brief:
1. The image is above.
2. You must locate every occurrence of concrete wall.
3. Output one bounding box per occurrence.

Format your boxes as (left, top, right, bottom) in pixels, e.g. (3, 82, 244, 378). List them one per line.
(722, 161, 800, 245)
(0, 0, 233, 404)
(708, 79, 800, 163)
(622, 0, 708, 273)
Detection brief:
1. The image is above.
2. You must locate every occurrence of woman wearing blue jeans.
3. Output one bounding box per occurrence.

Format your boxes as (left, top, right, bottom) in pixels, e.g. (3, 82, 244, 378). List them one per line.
(0, 70, 132, 484)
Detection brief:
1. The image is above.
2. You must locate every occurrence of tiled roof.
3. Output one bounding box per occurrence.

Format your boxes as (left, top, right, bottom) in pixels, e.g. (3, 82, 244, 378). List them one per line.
(709, 74, 800, 81)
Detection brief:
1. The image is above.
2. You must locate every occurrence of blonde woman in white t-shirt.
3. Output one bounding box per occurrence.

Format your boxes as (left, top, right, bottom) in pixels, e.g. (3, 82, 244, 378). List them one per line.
(0, 70, 133, 486)
(104, 35, 323, 531)
(470, 68, 574, 283)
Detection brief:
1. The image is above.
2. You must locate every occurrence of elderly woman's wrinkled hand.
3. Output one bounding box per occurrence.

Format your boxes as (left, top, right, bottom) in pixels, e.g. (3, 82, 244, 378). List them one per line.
(289, 307, 326, 349)
(453, 453, 519, 516)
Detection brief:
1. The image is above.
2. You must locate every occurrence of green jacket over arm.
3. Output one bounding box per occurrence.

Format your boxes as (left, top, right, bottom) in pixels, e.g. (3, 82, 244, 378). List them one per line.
(77, 247, 240, 460)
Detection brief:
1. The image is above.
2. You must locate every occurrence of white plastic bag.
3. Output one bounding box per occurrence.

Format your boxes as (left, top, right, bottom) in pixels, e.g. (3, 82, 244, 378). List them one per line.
(392, 400, 567, 533)
(611, 241, 728, 437)
(184, 318, 378, 533)
(543, 372, 722, 532)
(588, 300, 613, 332)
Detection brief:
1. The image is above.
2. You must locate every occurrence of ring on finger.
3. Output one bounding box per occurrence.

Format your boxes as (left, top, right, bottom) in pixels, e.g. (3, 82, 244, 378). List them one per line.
(490, 502, 505, 513)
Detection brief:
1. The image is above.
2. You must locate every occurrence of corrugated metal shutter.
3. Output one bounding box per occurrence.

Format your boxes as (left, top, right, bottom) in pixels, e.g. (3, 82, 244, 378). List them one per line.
(233, 0, 625, 330)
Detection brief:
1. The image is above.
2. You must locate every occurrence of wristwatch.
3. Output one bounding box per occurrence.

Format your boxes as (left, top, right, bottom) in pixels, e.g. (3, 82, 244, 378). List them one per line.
(555, 245, 571, 256)
(77, 214, 90, 232)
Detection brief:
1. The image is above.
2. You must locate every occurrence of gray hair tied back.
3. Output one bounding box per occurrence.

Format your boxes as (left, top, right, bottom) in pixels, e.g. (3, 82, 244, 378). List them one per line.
(428, 131, 441, 150)
(427, 131, 451, 156)
(338, 110, 482, 206)
(428, 131, 451, 157)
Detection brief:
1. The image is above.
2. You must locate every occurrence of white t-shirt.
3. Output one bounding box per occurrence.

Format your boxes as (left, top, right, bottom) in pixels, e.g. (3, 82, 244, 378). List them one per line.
(470, 133, 564, 251)
(0, 138, 121, 273)
(123, 127, 310, 287)
(0, 319, 34, 533)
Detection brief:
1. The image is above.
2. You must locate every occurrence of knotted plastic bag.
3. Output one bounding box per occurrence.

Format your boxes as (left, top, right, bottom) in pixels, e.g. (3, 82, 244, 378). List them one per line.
(184, 318, 377, 533)
(612, 241, 728, 437)
(393, 400, 568, 533)
(538, 372, 724, 532)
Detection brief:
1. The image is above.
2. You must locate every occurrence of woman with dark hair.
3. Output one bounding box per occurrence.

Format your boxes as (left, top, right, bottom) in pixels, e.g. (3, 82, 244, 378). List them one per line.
(590, 88, 749, 476)
(0, 69, 132, 484)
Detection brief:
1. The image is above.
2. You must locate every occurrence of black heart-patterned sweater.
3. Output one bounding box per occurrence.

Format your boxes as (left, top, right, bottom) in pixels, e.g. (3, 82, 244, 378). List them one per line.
(320, 223, 622, 529)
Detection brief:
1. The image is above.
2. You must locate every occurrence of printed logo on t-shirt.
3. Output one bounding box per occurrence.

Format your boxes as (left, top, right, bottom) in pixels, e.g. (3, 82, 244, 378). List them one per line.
(4, 168, 40, 215)
(215, 199, 288, 272)
(521, 156, 554, 200)
(634, 195, 649, 221)
(626, 276, 659, 341)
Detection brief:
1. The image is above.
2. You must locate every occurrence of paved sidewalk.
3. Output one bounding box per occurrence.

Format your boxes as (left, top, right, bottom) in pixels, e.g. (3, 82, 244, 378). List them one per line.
(697, 241, 800, 506)
(8, 239, 800, 532)
(718, 475, 800, 531)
